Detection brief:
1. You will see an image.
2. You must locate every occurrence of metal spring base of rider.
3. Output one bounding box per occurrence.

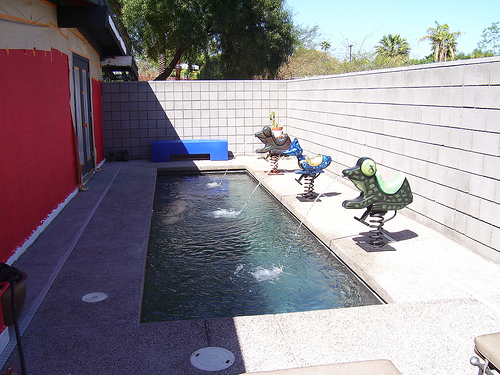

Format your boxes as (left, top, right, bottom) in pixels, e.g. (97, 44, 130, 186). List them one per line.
(295, 173, 320, 200)
(268, 154, 282, 174)
(367, 211, 389, 248)
(355, 207, 397, 251)
(303, 174, 317, 199)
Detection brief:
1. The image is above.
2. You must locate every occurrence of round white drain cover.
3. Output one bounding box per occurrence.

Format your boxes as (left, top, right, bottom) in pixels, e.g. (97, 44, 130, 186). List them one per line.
(190, 347, 235, 371)
(82, 292, 108, 303)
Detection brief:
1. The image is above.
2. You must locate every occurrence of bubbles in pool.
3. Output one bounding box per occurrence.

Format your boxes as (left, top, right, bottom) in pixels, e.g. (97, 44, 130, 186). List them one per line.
(212, 208, 241, 218)
(252, 266, 283, 282)
(234, 264, 244, 274)
(233, 264, 283, 283)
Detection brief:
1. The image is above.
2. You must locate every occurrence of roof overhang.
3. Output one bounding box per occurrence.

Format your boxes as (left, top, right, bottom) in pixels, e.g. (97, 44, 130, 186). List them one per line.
(57, 3, 138, 80)
(101, 55, 138, 81)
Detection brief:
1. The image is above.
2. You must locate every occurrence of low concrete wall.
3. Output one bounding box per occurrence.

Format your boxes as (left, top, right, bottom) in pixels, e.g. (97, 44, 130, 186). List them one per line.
(102, 57, 500, 263)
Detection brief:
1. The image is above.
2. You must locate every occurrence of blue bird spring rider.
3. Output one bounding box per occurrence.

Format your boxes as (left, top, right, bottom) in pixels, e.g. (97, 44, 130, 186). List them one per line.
(281, 138, 332, 200)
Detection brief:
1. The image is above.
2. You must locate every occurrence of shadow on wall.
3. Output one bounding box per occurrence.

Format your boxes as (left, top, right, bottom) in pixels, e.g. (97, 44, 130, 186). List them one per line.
(102, 82, 181, 160)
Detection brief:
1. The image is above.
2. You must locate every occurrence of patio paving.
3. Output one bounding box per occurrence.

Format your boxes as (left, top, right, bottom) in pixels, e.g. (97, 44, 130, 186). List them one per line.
(1, 157, 499, 374)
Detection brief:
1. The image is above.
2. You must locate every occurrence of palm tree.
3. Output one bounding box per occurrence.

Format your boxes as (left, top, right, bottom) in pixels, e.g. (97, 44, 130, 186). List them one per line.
(376, 34, 410, 59)
(320, 41, 331, 52)
(420, 22, 462, 62)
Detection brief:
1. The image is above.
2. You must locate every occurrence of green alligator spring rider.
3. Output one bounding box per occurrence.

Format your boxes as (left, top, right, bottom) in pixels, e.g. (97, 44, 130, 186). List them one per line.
(342, 157, 413, 251)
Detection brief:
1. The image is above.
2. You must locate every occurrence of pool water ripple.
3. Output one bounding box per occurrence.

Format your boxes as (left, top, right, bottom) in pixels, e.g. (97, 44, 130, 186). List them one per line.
(141, 172, 381, 322)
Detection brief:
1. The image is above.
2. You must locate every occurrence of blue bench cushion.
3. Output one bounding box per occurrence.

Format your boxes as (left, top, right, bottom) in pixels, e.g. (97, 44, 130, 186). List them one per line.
(152, 139, 228, 162)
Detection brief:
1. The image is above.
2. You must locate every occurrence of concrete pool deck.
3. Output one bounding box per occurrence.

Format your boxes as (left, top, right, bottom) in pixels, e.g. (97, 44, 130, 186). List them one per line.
(1, 157, 499, 374)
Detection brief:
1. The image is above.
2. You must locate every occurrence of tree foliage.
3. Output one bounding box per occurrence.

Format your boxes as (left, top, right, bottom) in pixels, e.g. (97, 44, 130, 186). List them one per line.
(376, 34, 410, 57)
(120, 0, 296, 80)
(278, 47, 339, 79)
(375, 34, 410, 67)
(478, 21, 500, 55)
(420, 22, 462, 62)
(294, 24, 321, 50)
(320, 41, 331, 52)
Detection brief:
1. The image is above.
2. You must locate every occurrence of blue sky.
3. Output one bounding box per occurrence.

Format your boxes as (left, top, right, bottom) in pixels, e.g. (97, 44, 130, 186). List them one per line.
(285, 0, 500, 59)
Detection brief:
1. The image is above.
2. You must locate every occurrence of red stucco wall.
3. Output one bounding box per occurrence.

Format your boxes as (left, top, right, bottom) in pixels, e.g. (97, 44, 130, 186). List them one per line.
(0, 48, 79, 261)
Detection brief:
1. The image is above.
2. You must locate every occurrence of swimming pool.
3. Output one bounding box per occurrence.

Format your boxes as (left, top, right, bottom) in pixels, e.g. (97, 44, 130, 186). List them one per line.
(141, 172, 381, 322)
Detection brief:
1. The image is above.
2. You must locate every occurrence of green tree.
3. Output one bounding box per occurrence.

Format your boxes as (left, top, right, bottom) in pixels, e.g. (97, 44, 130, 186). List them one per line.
(120, 0, 295, 80)
(292, 24, 321, 50)
(478, 22, 500, 55)
(454, 49, 494, 60)
(276, 25, 331, 78)
(278, 47, 339, 78)
(375, 34, 410, 67)
(408, 53, 434, 65)
(375, 34, 410, 58)
(471, 48, 495, 58)
(320, 41, 331, 52)
(420, 21, 462, 62)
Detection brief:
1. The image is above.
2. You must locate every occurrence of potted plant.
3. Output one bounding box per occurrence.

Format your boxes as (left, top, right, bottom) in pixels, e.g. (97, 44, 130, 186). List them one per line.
(269, 111, 283, 137)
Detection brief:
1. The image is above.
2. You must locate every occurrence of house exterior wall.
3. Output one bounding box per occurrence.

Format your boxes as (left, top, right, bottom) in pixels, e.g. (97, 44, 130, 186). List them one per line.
(102, 57, 500, 263)
(0, 0, 105, 263)
(0, 48, 78, 260)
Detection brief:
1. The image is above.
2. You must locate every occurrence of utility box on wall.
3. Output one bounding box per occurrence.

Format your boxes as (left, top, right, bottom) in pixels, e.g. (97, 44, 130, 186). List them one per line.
(0, 273, 27, 327)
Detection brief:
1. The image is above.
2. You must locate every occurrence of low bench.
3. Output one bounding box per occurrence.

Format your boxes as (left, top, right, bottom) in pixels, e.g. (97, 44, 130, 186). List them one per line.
(471, 332, 500, 373)
(152, 139, 228, 162)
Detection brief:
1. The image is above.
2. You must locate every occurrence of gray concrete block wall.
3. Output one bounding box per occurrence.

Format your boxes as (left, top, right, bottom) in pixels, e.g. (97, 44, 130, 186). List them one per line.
(102, 57, 499, 263)
(102, 80, 287, 159)
(285, 57, 500, 263)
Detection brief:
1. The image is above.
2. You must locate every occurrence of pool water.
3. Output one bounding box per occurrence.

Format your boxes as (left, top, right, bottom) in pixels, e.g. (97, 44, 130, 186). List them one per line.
(141, 172, 381, 322)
